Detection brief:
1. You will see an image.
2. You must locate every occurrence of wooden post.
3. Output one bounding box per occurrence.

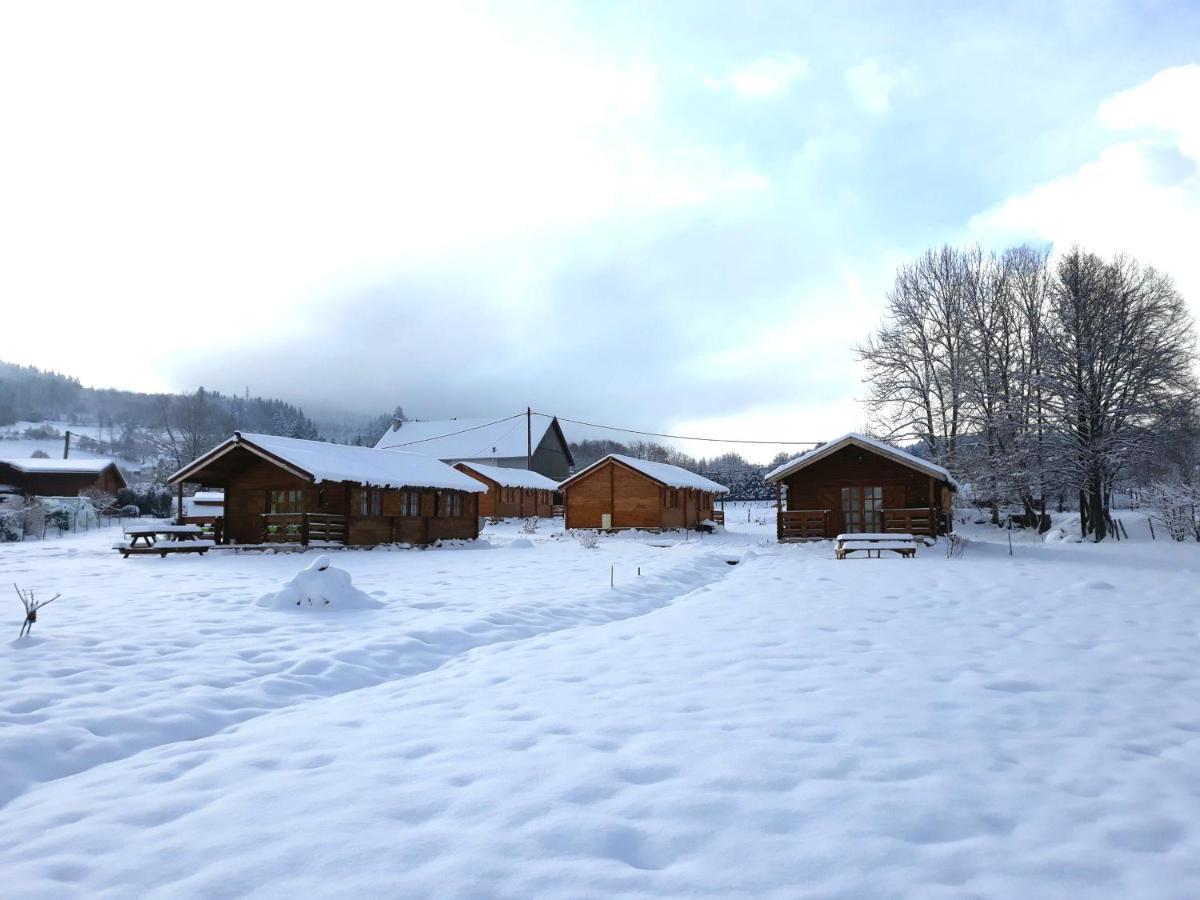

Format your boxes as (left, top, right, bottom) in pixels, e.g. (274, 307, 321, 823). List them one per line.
(775, 483, 782, 542)
(63, 430, 71, 459)
(928, 476, 936, 537)
(177, 482, 184, 525)
(526, 407, 533, 470)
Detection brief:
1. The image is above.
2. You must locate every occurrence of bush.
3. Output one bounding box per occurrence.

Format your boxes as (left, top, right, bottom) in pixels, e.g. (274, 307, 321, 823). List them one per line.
(574, 529, 600, 550)
(520, 518, 539, 534)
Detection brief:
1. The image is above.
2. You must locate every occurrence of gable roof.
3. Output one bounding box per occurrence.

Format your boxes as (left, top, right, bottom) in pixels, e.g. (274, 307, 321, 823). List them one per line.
(763, 432, 960, 490)
(374, 415, 574, 466)
(560, 454, 729, 494)
(0, 458, 119, 475)
(168, 432, 485, 492)
(454, 462, 560, 491)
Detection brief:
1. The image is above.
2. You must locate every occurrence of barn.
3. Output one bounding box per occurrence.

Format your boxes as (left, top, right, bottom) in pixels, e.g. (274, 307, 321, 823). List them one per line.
(0, 458, 127, 498)
(453, 462, 559, 518)
(560, 454, 728, 531)
(167, 432, 485, 547)
(763, 433, 958, 541)
(375, 414, 574, 481)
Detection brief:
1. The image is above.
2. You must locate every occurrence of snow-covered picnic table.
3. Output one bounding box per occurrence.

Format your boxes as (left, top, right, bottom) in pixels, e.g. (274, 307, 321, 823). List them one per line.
(114, 524, 214, 558)
(835, 532, 918, 559)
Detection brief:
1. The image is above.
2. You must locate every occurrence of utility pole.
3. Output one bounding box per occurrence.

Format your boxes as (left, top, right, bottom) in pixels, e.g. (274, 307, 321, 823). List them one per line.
(63, 430, 71, 459)
(526, 407, 533, 470)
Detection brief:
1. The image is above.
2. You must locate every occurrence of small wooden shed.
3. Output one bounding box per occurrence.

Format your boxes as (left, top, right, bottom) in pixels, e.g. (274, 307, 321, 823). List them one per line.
(167, 432, 485, 547)
(560, 454, 728, 531)
(763, 433, 957, 541)
(0, 458, 126, 498)
(453, 462, 559, 518)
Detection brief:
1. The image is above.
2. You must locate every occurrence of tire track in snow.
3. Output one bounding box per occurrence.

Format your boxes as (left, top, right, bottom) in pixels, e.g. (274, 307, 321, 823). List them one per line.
(0, 548, 751, 810)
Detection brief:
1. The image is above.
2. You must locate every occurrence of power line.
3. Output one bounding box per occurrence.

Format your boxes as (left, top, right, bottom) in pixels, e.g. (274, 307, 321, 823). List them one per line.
(537, 412, 822, 447)
(376, 413, 526, 450)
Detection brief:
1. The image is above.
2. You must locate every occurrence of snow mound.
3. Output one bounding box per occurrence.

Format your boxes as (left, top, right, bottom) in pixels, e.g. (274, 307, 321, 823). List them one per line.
(256, 555, 383, 610)
(508, 538, 534, 550)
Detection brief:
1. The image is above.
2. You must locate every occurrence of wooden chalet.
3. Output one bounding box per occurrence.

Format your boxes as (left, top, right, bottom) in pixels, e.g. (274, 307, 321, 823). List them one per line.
(167, 432, 485, 547)
(453, 462, 559, 518)
(763, 433, 957, 542)
(560, 454, 728, 531)
(0, 457, 126, 498)
(375, 414, 575, 481)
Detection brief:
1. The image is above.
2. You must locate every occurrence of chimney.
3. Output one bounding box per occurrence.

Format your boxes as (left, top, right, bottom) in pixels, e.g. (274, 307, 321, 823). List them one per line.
(391, 418, 403, 431)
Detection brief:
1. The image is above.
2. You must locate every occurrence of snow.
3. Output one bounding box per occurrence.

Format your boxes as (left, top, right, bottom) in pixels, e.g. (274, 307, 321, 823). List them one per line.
(173, 432, 486, 492)
(256, 555, 383, 610)
(765, 432, 961, 489)
(457, 461, 561, 490)
(1, 513, 1199, 897)
(375, 415, 560, 461)
(564, 453, 729, 493)
(0, 457, 117, 474)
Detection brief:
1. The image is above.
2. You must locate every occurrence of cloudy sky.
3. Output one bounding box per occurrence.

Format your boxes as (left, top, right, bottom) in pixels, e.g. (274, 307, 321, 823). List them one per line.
(2, 1, 1198, 459)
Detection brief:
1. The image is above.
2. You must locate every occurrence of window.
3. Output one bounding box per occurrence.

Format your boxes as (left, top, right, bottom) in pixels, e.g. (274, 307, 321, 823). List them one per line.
(359, 487, 383, 517)
(399, 489, 418, 517)
(438, 492, 462, 518)
(269, 489, 304, 514)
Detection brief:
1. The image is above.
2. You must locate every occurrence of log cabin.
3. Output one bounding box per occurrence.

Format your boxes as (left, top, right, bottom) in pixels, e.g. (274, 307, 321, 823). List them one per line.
(763, 433, 958, 541)
(0, 458, 126, 498)
(167, 432, 485, 547)
(375, 414, 574, 481)
(453, 462, 559, 518)
(560, 454, 728, 531)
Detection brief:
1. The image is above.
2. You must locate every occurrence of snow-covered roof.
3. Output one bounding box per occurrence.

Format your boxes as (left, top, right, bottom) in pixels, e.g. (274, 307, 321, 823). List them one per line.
(191, 491, 225, 504)
(763, 433, 960, 490)
(561, 454, 729, 494)
(374, 416, 571, 465)
(169, 433, 486, 492)
(454, 462, 560, 491)
(0, 457, 119, 474)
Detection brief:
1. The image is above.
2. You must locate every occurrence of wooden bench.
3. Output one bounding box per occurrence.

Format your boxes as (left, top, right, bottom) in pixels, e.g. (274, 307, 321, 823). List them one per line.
(114, 525, 214, 558)
(835, 532, 918, 560)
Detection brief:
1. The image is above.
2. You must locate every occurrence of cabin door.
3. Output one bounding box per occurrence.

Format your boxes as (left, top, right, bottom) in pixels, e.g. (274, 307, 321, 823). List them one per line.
(841, 486, 882, 533)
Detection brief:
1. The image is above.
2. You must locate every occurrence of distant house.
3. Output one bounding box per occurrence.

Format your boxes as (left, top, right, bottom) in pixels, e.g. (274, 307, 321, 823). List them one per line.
(763, 433, 958, 541)
(375, 415, 574, 482)
(560, 455, 728, 531)
(454, 462, 558, 518)
(167, 432, 485, 547)
(0, 458, 126, 498)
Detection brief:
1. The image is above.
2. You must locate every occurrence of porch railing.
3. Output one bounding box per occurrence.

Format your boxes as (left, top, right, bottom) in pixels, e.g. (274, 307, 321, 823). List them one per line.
(881, 507, 936, 536)
(778, 509, 830, 542)
(711, 509, 725, 526)
(260, 512, 347, 545)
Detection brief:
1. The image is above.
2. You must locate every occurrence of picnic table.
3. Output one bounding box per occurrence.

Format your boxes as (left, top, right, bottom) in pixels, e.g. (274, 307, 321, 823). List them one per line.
(114, 524, 214, 558)
(835, 532, 918, 560)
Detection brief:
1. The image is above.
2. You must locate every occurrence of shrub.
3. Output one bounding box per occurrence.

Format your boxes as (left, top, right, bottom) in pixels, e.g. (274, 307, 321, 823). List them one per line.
(574, 529, 600, 549)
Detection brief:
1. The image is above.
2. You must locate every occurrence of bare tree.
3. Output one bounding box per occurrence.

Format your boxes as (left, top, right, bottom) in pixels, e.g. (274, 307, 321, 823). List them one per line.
(857, 245, 969, 470)
(1042, 248, 1198, 540)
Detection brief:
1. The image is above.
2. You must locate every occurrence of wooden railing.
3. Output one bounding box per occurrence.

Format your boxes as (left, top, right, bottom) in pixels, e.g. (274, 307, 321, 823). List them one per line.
(711, 509, 725, 525)
(778, 509, 830, 542)
(881, 507, 936, 536)
(260, 512, 347, 545)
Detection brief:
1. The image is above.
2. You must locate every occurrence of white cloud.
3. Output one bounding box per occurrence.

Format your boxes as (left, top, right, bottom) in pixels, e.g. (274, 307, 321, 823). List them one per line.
(704, 54, 810, 98)
(969, 64, 1200, 307)
(845, 59, 897, 114)
(0, 2, 768, 392)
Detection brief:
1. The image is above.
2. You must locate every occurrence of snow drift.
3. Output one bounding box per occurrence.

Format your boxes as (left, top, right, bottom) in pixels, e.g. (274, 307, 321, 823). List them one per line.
(256, 555, 383, 610)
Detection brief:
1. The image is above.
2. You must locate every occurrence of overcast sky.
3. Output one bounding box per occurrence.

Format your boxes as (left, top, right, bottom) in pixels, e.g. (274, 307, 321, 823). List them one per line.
(2, 1, 1198, 460)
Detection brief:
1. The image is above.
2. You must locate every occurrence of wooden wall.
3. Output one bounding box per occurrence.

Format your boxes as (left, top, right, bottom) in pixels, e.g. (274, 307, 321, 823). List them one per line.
(218, 456, 479, 545)
(563, 460, 717, 530)
(779, 444, 942, 537)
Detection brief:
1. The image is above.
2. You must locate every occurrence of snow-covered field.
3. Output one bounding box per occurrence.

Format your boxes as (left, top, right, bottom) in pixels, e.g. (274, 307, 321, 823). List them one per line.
(2, 515, 1199, 898)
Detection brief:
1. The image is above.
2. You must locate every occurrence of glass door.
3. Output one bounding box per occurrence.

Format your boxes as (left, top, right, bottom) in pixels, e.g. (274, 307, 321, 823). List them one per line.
(841, 486, 883, 533)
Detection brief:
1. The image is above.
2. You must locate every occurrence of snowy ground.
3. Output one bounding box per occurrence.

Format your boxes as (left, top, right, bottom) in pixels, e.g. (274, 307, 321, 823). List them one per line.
(1, 514, 1198, 898)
